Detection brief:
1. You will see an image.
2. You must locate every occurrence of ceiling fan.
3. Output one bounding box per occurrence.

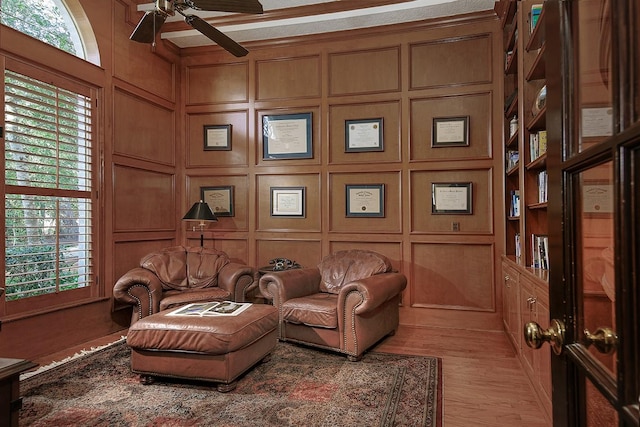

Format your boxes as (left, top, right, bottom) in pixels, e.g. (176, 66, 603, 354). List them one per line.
(130, 0, 264, 57)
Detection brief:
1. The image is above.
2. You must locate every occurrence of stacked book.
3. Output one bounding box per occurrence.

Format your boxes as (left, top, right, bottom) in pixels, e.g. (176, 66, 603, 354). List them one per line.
(538, 170, 548, 203)
(529, 130, 547, 161)
(531, 234, 549, 270)
(509, 190, 520, 218)
(506, 150, 519, 172)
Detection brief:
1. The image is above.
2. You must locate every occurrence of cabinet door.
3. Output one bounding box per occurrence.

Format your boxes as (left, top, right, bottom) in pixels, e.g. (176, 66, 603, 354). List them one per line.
(519, 276, 535, 374)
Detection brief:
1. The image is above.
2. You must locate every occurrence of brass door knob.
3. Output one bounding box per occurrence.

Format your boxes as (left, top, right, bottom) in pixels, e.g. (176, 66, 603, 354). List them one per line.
(584, 327, 618, 354)
(524, 318, 566, 355)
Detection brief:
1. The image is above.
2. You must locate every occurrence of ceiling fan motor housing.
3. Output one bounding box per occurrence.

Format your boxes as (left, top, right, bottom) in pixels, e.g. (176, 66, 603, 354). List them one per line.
(156, 0, 175, 16)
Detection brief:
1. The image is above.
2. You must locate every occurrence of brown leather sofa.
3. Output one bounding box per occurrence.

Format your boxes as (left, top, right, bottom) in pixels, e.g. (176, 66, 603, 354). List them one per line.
(114, 246, 257, 324)
(259, 249, 407, 361)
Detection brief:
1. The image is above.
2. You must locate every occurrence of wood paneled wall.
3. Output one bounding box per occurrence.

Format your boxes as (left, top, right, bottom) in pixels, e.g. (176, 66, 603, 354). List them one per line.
(180, 13, 505, 330)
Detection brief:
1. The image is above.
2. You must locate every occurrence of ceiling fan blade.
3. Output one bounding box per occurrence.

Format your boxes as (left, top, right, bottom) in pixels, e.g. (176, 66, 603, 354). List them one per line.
(186, 0, 263, 14)
(130, 11, 167, 43)
(185, 15, 249, 57)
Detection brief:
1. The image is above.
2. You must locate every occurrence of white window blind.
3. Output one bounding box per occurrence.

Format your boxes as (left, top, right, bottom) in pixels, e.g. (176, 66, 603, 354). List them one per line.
(4, 69, 94, 301)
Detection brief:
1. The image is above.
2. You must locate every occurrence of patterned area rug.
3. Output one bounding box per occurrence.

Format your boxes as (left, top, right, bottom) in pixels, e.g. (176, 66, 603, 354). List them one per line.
(20, 341, 441, 426)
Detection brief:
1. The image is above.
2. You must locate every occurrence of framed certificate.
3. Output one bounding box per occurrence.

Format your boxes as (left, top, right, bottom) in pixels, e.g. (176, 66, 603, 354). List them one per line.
(263, 113, 312, 159)
(200, 186, 234, 217)
(431, 182, 473, 214)
(204, 124, 231, 151)
(270, 187, 305, 217)
(346, 184, 385, 217)
(345, 118, 384, 152)
(432, 116, 469, 147)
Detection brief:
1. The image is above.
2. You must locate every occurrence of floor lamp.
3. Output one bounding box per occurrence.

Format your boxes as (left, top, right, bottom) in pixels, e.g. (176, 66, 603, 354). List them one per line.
(182, 200, 218, 247)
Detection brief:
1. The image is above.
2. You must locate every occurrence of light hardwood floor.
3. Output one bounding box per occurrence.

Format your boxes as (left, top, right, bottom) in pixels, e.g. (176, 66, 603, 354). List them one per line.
(29, 325, 551, 427)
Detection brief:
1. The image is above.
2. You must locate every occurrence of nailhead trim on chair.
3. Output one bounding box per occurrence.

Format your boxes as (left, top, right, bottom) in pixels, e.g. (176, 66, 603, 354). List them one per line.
(343, 290, 364, 358)
(127, 283, 153, 320)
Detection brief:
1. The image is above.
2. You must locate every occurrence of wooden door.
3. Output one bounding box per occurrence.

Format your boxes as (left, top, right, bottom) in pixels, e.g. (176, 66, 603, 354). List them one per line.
(526, 1, 639, 425)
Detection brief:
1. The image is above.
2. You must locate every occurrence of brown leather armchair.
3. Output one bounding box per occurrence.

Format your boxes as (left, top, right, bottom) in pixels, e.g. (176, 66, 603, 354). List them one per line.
(114, 246, 257, 324)
(259, 249, 406, 361)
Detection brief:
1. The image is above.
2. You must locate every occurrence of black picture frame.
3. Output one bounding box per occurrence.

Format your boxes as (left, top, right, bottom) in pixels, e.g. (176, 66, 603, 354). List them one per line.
(203, 124, 232, 151)
(345, 184, 385, 217)
(200, 186, 234, 217)
(263, 113, 313, 160)
(432, 116, 469, 147)
(345, 118, 384, 152)
(270, 186, 306, 217)
(431, 182, 473, 214)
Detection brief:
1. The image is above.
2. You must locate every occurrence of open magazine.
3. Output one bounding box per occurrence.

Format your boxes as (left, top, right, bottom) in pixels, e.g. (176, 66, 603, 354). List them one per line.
(167, 301, 251, 317)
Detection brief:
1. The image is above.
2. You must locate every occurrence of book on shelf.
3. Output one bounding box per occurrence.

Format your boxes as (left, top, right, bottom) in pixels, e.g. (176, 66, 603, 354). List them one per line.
(515, 233, 521, 259)
(529, 130, 547, 161)
(506, 150, 519, 171)
(167, 301, 252, 317)
(538, 170, 548, 203)
(531, 234, 549, 270)
(530, 4, 543, 34)
(510, 190, 520, 217)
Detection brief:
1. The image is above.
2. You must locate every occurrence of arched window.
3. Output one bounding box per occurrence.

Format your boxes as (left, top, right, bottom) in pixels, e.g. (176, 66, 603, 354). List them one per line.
(0, 0, 100, 65)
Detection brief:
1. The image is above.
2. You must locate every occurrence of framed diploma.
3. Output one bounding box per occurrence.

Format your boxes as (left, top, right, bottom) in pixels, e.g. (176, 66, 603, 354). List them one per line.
(431, 182, 472, 214)
(270, 187, 306, 217)
(200, 186, 234, 217)
(346, 184, 385, 217)
(203, 124, 231, 151)
(345, 118, 384, 152)
(432, 116, 469, 147)
(263, 113, 313, 159)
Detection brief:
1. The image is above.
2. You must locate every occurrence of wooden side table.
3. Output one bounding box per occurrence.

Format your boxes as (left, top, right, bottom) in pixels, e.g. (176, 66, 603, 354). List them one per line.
(0, 358, 37, 427)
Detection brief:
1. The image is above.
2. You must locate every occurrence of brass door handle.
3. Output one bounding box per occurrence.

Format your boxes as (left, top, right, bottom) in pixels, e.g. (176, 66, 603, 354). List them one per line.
(584, 327, 618, 354)
(524, 319, 566, 355)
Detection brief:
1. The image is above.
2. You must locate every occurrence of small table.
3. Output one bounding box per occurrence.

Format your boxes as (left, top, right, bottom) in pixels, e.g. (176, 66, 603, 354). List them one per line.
(0, 358, 37, 427)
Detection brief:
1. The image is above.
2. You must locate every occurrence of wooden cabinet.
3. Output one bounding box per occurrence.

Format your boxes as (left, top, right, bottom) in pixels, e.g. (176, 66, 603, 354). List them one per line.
(502, 259, 520, 349)
(501, 257, 551, 424)
(498, 2, 551, 421)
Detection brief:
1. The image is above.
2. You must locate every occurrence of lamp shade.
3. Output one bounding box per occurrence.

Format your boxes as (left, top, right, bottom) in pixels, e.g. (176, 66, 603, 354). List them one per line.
(182, 200, 218, 222)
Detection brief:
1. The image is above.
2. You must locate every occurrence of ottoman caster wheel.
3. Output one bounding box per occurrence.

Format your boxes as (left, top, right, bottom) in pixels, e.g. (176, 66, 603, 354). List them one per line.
(217, 381, 237, 393)
(139, 375, 155, 385)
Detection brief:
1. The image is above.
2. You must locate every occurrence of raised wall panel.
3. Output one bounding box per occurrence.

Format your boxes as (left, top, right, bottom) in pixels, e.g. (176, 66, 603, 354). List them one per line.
(256, 174, 321, 232)
(329, 47, 401, 96)
(186, 111, 249, 167)
(113, 166, 175, 231)
(113, 89, 175, 165)
(410, 92, 493, 161)
(410, 34, 493, 89)
(186, 175, 249, 231)
(411, 242, 495, 311)
(256, 239, 322, 270)
(328, 101, 402, 164)
(113, 3, 175, 102)
(411, 169, 493, 234)
(203, 238, 250, 264)
(329, 172, 402, 233)
(186, 63, 249, 105)
(256, 56, 321, 100)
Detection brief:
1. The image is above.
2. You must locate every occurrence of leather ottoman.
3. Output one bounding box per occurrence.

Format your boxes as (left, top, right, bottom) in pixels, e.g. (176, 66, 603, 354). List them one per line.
(126, 303, 278, 392)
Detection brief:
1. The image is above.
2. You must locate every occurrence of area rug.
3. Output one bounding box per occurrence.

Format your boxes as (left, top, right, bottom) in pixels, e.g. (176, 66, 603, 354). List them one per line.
(20, 341, 441, 426)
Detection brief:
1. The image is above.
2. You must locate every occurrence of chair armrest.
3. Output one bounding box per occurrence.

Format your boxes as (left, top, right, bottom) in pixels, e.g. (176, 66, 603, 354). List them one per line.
(259, 268, 321, 305)
(338, 272, 407, 314)
(113, 268, 164, 323)
(217, 262, 256, 302)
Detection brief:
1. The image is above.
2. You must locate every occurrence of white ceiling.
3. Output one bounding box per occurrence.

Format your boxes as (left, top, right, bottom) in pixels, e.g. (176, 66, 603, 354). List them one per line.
(137, 0, 496, 49)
